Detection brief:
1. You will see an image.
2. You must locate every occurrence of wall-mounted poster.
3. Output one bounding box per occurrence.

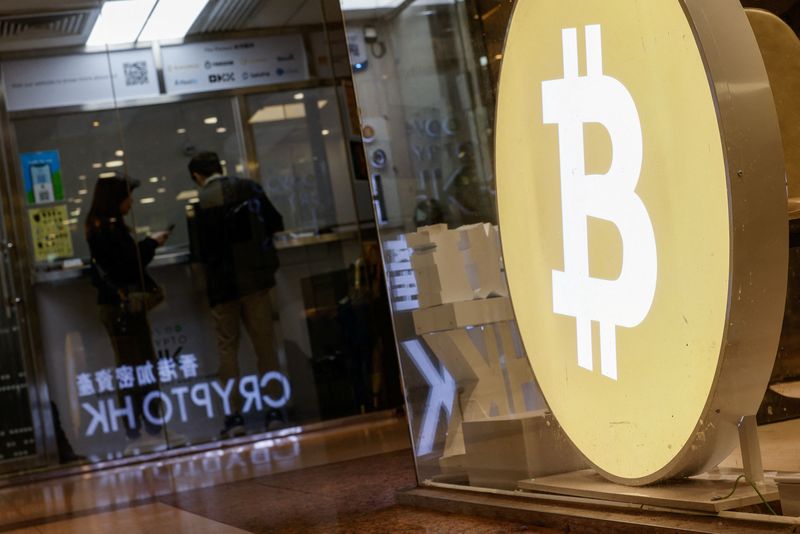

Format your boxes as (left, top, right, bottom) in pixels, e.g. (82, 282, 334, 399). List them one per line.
(2, 49, 159, 112)
(29, 205, 73, 263)
(161, 35, 309, 95)
(20, 150, 63, 205)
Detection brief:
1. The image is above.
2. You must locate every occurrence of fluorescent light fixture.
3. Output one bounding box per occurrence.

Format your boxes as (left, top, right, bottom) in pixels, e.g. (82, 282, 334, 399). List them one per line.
(216, 127, 227, 134)
(293, 93, 304, 101)
(157, 188, 166, 193)
(138, 0, 209, 43)
(140, 197, 156, 204)
(105, 160, 124, 168)
(204, 116, 218, 125)
(92, 163, 102, 169)
(115, 150, 125, 157)
(339, 0, 404, 10)
(321, 129, 330, 136)
(176, 128, 186, 134)
(79, 175, 87, 181)
(176, 190, 198, 201)
(149, 177, 159, 183)
(99, 172, 117, 178)
(87, 0, 156, 47)
(248, 103, 307, 124)
(78, 189, 88, 195)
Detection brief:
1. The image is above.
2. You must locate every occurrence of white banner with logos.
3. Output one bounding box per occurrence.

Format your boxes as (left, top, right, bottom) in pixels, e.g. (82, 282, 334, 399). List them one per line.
(162, 35, 309, 95)
(2, 49, 159, 112)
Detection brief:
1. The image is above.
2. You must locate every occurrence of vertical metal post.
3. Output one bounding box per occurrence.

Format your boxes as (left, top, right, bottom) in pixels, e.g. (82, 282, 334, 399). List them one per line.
(739, 415, 764, 483)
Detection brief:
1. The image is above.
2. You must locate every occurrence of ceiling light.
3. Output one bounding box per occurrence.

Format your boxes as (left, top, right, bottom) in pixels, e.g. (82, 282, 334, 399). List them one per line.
(177, 128, 186, 134)
(157, 188, 166, 193)
(293, 93, 304, 101)
(339, 0, 405, 10)
(321, 129, 330, 136)
(115, 150, 125, 157)
(149, 177, 159, 183)
(87, 0, 157, 47)
(176, 190, 198, 201)
(105, 160, 124, 168)
(138, 0, 209, 43)
(92, 121, 100, 128)
(92, 163, 102, 169)
(99, 172, 117, 179)
(216, 127, 227, 133)
(317, 100, 328, 109)
(140, 197, 156, 204)
(204, 116, 218, 125)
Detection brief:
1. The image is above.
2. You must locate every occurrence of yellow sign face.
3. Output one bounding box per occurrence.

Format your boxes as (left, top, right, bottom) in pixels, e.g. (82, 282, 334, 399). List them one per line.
(496, 1, 731, 482)
(29, 205, 74, 263)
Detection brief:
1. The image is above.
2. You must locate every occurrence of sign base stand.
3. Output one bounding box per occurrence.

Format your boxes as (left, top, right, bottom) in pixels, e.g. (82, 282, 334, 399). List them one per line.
(517, 469, 778, 513)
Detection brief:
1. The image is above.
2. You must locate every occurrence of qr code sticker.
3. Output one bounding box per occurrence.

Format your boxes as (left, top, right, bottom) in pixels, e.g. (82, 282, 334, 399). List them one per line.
(123, 62, 148, 86)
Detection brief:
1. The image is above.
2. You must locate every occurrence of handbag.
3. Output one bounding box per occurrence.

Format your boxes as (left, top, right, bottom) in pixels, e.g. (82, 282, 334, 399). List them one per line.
(93, 258, 164, 314)
(123, 285, 165, 314)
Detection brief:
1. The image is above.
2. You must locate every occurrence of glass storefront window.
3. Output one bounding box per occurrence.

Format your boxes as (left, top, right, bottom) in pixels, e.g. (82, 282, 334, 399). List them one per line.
(0, 0, 402, 478)
(342, 0, 800, 525)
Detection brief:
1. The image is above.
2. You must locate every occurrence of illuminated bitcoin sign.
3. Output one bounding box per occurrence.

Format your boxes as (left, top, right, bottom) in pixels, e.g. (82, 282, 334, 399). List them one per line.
(496, 0, 787, 485)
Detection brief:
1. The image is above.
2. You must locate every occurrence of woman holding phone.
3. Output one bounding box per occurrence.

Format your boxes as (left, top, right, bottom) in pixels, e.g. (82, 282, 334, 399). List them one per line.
(85, 173, 170, 450)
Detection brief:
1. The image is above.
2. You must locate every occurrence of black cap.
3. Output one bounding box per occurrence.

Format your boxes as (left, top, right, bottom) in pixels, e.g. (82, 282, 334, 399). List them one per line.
(107, 171, 140, 190)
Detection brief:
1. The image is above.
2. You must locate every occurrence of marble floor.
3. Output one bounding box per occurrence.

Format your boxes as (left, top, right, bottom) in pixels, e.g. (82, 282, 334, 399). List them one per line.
(5, 413, 800, 533)
(0, 415, 555, 533)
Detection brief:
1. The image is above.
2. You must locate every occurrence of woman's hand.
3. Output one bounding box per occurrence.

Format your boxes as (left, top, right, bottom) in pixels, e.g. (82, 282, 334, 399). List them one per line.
(150, 231, 170, 246)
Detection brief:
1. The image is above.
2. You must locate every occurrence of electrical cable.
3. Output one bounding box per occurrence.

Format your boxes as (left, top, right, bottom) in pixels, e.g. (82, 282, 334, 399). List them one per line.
(711, 473, 778, 515)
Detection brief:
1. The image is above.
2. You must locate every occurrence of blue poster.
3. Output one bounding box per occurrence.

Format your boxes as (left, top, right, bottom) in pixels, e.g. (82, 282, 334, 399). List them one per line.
(20, 150, 63, 205)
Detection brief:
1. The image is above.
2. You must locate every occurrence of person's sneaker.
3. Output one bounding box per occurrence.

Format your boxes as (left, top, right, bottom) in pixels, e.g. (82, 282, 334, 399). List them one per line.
(220, 413, 246, 438)
(124, 431, 167, 455)
(265, 408, 288, 430)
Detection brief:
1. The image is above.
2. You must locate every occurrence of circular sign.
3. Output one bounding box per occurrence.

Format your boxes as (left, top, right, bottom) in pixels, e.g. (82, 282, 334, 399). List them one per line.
(496, 0, 786, 485)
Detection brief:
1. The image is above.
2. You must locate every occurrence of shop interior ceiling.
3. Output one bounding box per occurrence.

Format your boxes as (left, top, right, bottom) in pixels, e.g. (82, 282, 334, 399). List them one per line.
(0, 0, 329, 52)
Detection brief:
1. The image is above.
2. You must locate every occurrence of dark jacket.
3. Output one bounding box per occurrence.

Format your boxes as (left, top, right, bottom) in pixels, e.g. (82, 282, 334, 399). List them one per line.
(193, 175, 284, 306)
(87, 218, 159, 306)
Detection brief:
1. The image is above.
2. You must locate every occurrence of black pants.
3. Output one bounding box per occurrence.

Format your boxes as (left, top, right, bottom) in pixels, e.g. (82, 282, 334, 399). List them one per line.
(98, 304, 158, 436)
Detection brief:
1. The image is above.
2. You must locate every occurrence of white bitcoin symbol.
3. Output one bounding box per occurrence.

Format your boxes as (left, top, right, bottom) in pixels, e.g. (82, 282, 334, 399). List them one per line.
(543, 25, 657, 381)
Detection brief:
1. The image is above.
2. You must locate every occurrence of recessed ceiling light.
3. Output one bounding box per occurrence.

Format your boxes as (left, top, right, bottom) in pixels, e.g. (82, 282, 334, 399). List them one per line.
(216, 127, 227, 133)
(204, 117, 218, 125)
(87, 0, 156, 47)
(138, 0, 209, 43)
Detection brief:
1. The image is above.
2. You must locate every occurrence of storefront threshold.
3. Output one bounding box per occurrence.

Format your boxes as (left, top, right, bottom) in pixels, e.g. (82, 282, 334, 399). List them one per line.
(0, 409, 403, 489)
(397, 482, 800, 533)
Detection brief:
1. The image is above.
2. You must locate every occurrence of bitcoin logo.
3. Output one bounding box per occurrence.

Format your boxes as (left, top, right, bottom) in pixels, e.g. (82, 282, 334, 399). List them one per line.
(543, 25, 657, 381)
(496, 0, 785, 485)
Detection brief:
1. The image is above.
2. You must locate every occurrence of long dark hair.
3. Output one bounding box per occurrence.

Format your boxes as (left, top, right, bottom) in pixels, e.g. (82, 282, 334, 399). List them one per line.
(84, 175, 136, 238)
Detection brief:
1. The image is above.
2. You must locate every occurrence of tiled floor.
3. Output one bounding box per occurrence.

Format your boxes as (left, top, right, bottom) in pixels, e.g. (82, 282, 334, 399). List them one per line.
(8, 414, 797, 533)
(0, 415, 554, 533)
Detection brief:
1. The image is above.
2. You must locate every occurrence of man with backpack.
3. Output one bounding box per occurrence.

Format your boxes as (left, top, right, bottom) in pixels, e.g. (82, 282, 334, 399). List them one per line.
(188, 151, 285, 436)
